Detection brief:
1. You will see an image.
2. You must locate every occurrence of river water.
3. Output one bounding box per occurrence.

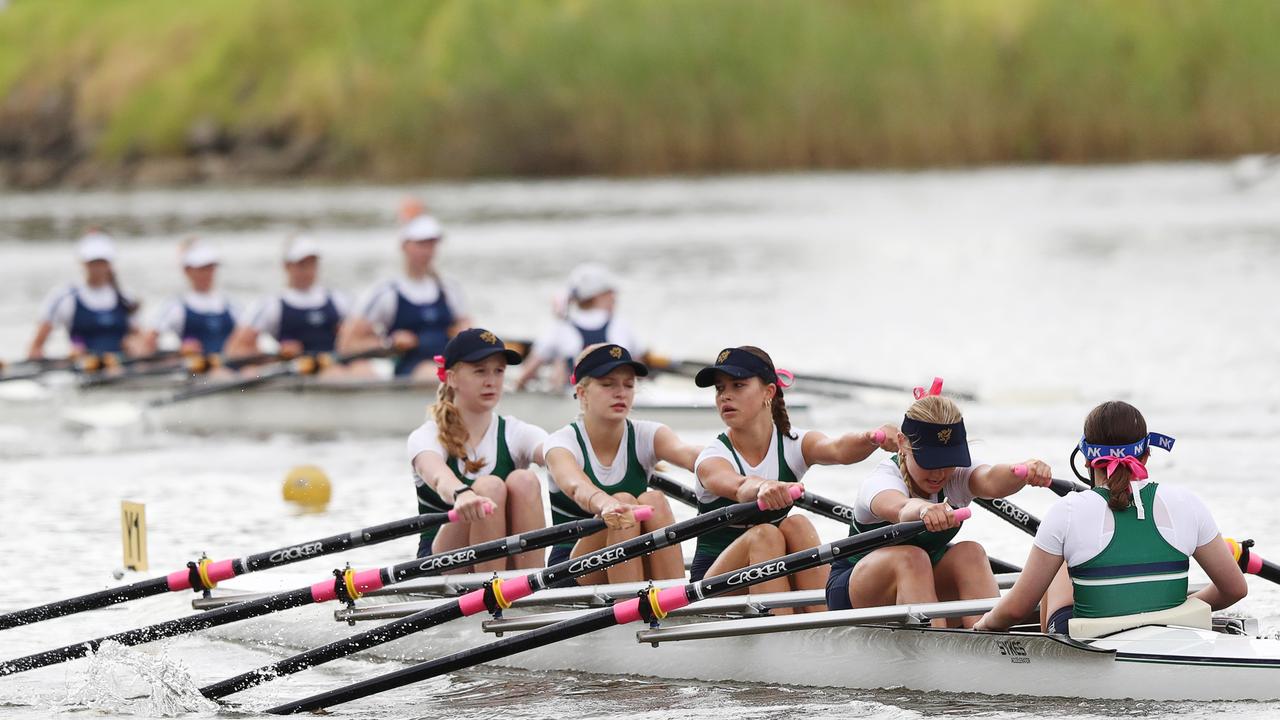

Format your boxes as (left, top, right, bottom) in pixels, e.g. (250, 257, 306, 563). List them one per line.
(1, 163, 1279, 718)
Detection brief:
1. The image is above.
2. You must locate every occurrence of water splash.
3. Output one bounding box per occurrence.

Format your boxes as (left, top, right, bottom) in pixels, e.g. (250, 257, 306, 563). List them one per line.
(52, 640, 218, 716)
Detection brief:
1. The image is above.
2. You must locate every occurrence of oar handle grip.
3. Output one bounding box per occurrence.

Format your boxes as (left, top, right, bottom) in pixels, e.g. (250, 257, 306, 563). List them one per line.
(758, 484, 805, 510)
(1012, 464, 1027, 479)
(634, 505, 655, 522)
(954, 507, 973, 523)
(872, 429, 886, 445)
(445, 501, 496, 523)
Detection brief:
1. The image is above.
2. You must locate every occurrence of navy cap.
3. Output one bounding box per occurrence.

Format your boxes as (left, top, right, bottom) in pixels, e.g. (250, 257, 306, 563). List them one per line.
(572, 344, 648, 383)
(901, 415, 970, 469)
(694, 347, 778, 388)
(442, 328, 523, 369)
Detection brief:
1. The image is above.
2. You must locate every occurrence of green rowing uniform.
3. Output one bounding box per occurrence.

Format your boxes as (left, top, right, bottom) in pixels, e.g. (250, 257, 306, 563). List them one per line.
(548, 420, 651, 555)
(414, 416, 517, 551)
(1069, 483, 1189, 619)
(694, 429, 798, 558)
(830, 455, 960, 573)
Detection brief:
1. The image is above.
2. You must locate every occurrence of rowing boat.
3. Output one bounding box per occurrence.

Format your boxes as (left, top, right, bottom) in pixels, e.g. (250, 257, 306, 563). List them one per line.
(2, 373, 797, 434)
(199, 573, 1280, 702)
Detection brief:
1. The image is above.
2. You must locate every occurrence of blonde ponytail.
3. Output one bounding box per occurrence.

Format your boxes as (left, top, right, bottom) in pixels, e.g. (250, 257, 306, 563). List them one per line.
(431, 382, 486, 474)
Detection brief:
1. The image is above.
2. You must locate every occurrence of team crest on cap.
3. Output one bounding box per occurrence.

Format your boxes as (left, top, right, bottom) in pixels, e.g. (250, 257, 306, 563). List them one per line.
(480, 331, 498, 344)
(937, 428, 952, 444)
(718, 350, 730, 364)
(609, 346, 623, 359)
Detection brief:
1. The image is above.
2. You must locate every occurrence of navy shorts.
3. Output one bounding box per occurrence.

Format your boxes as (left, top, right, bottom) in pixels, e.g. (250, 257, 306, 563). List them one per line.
(545, 544, 579, 588)
(688, 552, 719, 583)
(824, 563, 854, 611)
(1046, 605, 1074, 635)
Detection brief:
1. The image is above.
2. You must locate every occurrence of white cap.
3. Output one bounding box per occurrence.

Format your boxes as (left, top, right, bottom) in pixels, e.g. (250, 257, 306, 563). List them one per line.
(401, 215, 444, 241)
(283, 235, 322, 263)
(568, 262, 618, 301)
(77, 232, 116, 263)
(181, 239, 220, 268)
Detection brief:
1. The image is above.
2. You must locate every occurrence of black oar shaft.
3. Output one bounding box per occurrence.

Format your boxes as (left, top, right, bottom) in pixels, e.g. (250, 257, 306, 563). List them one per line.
(0, 517, 599, 677)
(0, 511, 451, 631)
(207, 494, 784, 699)
(267, 512, 945, 714)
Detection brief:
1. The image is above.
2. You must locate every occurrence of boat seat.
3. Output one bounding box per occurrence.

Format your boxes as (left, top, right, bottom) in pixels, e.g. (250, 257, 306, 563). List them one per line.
(1068, 598, 1211, 639)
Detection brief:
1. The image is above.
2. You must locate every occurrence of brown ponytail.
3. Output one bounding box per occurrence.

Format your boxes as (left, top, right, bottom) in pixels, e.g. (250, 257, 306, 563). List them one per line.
(1083, 401, 1149, 512)
(740, 346, 795, 440)
(431, 382, 486, 474)
(108, 268, 139, 316)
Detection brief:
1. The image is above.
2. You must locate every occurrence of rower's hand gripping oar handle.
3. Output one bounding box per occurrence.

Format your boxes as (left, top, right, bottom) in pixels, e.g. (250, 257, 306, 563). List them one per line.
(1010, 464, 1088, 497)
(1227, 537, 1280, 584)
(445, 501, 496, 523)
(452, 506, 656, 617)
(611, 506, 972, 624)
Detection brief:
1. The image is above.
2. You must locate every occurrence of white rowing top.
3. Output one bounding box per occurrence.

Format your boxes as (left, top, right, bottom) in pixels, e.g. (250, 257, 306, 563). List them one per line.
(407, 413, 547, 483)
(544, 419, 664, 493)
(151, 291, 238, 336)
(38, 283, 138, 330)
(853, 456, 982, 526)
(692, 426, 811, 504)
(245, 286, 351, 338)
(529, 308, 645, 363)
(353, 276, 468, 333)
(1034, 481, 1220, 566)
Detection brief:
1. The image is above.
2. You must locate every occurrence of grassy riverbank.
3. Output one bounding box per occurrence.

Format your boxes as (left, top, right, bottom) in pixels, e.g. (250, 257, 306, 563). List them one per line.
(2, 0, 1279, 186)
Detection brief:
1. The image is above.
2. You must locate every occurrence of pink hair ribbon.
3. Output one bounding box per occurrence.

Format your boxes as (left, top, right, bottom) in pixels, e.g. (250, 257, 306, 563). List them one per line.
(433, 354, 448, 383)
(913, 377, 944, 400)
(775, 368, 795, 389)
(1088, 455, 1149, 481)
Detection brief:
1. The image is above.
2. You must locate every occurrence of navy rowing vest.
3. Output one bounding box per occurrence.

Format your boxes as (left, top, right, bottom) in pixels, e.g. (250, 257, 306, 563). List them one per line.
(69, 289, 130, 354)
(181, 303, 234, 353)
(390, 284, 454, 376)
(279, 293, 340, 353)
(564, 319, 611, 375)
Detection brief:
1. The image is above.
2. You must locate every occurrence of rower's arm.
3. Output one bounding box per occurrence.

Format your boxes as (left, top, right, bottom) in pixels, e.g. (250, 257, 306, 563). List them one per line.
(412, 451, 470, 504)
(545, 447, 612, 516)
(652, 425, 699, 472)
(336, 317, 383, 354)
(969, 460, 1052, 498)
(695, 457, 765, 503)
(26, 322, 53, 360)
(514, 355, 546, 390)
(1192, 534, 1248, 610)
(801, 424, 897, 466)
(224, 326, 260, 359)
(976, 546, 1064, 631)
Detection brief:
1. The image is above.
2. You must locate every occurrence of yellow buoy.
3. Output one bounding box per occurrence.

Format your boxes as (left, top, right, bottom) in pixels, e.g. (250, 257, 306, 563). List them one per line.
(283, 465, 332, 511)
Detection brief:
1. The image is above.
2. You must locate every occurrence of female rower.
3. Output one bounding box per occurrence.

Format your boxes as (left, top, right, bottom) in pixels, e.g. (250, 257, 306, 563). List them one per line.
(145, 238, 236, 356)
(693, 346, 897, 614)
(516, 263, 644, 389)
(28, 231, 143, 361)
(825, 382, 1052, 626)
(407, 328, 548, 571)
(225, 235, 349, 366)
(543, 343, 698, 584)
(338, 215, 470, 378)
(975, 401, 1246, 634)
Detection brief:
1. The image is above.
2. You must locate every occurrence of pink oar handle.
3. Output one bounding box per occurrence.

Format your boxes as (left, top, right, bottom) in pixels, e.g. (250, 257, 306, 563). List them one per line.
(1012, 464, 1028, 479)
(757, 483, 804, 510)
(872, 429, 886, 445)
(634, 505, 654, 522)
(954, 507, 972, 522)
(446, 501, 496, 523)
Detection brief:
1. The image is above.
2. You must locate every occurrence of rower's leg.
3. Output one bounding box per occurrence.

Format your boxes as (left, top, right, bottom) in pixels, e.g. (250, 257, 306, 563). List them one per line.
(933, 541, 998, 628)
(777, 516, 827, 612)
(504, 470, 546, 570)
(1040, 564, 1074, 633)
(636, 491, 685, 580)
(466, 475, 510, 574)
(846, 546, 937, 615)
(603, 492, 644, 584)
(702, 525, 795, 610)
